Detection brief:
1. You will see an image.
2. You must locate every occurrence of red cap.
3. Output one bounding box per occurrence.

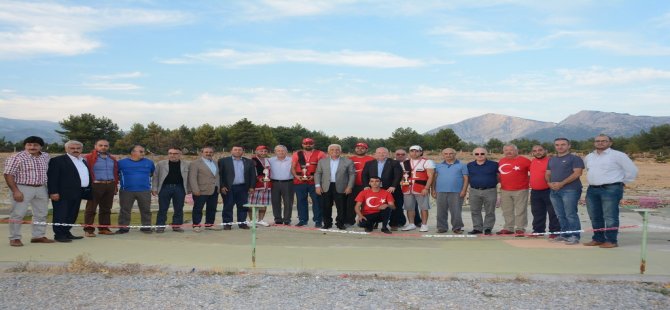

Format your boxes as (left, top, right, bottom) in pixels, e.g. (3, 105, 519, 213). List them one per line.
(355, 142, 368, 149)
(302, 138, 315, 145)
(255, 145, 269, 151)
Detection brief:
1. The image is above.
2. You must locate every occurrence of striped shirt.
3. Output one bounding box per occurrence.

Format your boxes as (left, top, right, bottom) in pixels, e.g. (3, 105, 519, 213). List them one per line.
(3, 151, 50, 185)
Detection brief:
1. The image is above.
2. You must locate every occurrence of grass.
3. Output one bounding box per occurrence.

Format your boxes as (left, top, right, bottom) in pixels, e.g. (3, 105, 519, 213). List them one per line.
(6, 254, 166, 276)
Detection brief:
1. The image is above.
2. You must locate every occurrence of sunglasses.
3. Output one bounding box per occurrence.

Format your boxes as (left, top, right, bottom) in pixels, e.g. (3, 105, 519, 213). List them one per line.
(474, 153, 486, 156)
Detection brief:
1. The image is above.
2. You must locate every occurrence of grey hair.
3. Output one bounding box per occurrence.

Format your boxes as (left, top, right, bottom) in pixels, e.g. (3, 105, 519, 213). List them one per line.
(64, 140, 83, 148)
(328, 144, 342, 151)
(274, 145, 288, 152)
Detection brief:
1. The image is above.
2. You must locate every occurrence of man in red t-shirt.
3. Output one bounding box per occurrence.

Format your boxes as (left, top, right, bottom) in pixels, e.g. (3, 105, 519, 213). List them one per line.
(355, 177, 395, 234)
(529, 145, 560, 238)
(497, 144, 531, 236)
(346, 142, 374, 226)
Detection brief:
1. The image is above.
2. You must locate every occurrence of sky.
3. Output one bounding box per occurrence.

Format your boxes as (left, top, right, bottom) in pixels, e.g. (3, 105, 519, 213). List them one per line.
(1, 0, 669, 138)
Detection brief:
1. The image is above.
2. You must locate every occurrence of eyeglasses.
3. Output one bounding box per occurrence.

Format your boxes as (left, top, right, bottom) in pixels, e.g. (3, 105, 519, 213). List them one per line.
(474, 153, 485, 156)
(594, 140, 609, 143)
(395, 153, 406, 156)
(168, 152, 181, 155)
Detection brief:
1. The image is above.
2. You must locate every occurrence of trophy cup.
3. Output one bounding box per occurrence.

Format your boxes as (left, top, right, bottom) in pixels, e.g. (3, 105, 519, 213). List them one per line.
(300, 165, 309, 181)
(401, 171, 410, 186)
(262, 168, 270, 182)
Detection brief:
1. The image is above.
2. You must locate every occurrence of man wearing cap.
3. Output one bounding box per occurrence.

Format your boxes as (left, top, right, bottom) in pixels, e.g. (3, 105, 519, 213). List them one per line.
(346, 142, 374, 227)
(355, 176, 395, 234)
(219, 146, 256, 230)
(361, 147, 402, 230)
(583, 134, 638, 248)
(4, 136, 54, 247)
(83, 139, 118, 237)
(314, 144, 356, 230)
(292, 138, 327, 227)
(248, 145, 271, 227)
(467, 147, 499, 235)
(269, 145, 294, 225)
(400, 145, 435, 232)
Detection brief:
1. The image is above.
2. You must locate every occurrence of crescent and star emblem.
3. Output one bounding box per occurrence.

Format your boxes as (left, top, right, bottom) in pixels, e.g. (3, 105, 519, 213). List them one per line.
(365, 197, 386, 208)
(498, 163, 521, 175)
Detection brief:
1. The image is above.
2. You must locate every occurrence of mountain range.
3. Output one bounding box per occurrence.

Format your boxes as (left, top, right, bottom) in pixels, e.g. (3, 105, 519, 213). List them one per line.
(427, 110, 670, 143)
(2, 110, 669, 145)
(0, 117, 63, 143)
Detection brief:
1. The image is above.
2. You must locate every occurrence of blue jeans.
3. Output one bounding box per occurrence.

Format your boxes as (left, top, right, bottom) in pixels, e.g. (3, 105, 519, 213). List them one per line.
(222, 184, 249, 227)
(294, 183, 321, 225)
(156, 184, 185, 227)
(550, 189, 582, 238)
(586, 183, 624, 244)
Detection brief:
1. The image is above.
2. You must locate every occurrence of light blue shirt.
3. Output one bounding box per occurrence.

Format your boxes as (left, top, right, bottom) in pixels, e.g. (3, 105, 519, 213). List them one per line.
(203, 158, 217, 176)
(435, 160, 469, 193)
(268, 156, 293, 180)
(329, 157, 340, 183)
(377, 160, 385, 178)
(93, 154, 114, 181)
(232, 157, 245, 184)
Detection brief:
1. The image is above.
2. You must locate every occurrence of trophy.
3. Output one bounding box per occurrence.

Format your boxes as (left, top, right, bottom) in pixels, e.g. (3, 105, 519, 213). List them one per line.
(300, 163, 312, 181)
(401, 171, 410, 186)
(262, 168, 270, 182)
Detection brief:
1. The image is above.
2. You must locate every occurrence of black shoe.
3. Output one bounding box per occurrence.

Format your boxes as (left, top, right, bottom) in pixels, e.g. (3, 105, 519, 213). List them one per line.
(239, 225, 250, 230)
(314, 222, 323, 228)
(337, 224, 346, 230)
(437, 229, 448, 233)
(322, 224, 333, 229)
(283, 221, 291, 225)
(140, 228, 153, 234)
(484, 229, 492, 235)
(295, 222, 307, 227)
(55, 237, 72, 243)
(115, 229, 129, 234)
(275, 220, 284, 225)
(364, 227, 373, 232)
(67, 235, 84, 240)
(468, 230, 483, 235)
(381, 227, 391, 234)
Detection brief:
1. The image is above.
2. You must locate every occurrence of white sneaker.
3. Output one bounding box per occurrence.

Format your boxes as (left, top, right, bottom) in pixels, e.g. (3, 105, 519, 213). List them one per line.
(420, 224, 429, 232)
(401, 224, 416, 231)
(193, 226, 202, 233)
(257, 220, 270, 227)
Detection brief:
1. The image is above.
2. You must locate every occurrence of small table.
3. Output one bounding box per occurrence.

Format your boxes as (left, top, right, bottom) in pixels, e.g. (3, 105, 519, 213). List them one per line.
(632, 208, 659, 274)
(244, 204, 268, 268)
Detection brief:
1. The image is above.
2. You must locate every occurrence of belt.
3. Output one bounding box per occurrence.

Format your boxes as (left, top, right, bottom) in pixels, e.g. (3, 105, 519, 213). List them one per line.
(18, 183, 44, 187)
(93, 180, 115, 184)
(471, 186, 496, 190)
(590, 182, 623, 188)
(270, 179, 292, 183)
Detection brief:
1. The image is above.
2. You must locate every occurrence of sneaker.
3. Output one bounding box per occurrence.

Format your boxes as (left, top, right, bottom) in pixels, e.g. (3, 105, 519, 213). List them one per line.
(193, 226, 202, 233)
(156, 228, 165, 233)
(549, 236, 567, 242)
(419, 225, 428, 232)
(401, 224, 417, 231)
(257, 220, 270, 227)
(564, 236, 579, 245)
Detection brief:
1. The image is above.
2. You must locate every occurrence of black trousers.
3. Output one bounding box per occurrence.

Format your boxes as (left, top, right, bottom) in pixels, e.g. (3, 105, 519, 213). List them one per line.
(345, 184, 365, 225)
(530, 189, 560, 233)
(321, 182, 347, 227)
(390, 188, 407, 227)
(52, 194, 82, 239)
(361, 209, 391, 230)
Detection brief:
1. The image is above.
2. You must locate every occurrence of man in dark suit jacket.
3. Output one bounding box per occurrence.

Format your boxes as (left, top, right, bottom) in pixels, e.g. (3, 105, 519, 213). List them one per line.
(219, 146, 256, 229)
(361, 147, 403, 230)
(47, 140, 91, 242)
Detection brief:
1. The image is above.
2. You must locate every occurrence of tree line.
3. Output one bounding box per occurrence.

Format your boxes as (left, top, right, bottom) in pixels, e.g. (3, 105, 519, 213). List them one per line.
(1, 113, 668, 157)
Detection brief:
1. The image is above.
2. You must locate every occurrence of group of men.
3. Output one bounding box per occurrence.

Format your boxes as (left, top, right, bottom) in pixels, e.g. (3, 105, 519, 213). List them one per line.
(5, 134, 637, 249)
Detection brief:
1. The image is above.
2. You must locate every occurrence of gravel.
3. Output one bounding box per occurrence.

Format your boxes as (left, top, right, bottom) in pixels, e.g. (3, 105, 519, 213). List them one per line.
(1, 272, 668, 309)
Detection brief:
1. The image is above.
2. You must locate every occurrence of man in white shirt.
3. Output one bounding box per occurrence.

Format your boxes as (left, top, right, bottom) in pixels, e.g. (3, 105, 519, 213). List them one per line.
(268, 145, 294, 225)
(583, 134, 638, 248)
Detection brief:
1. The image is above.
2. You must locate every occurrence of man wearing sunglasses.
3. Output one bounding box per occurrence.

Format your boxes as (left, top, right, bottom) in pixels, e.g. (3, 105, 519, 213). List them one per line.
(467, 148, 499, 235)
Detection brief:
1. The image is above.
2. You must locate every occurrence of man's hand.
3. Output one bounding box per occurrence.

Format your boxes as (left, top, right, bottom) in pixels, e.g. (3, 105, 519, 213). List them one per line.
(12, 190, 24, 203)
(344, 187, 352, 195)
(50, 194, 60, 201)
(387, 187, 396, 193)
(151, 191, 157, 197)
(356, 215, 366, 223)
(420, 188, 429, 196)
(315, 187, 322, 195)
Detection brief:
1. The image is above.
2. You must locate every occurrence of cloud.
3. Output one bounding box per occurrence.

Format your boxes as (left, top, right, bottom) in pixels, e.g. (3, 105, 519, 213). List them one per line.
(0, 1, 189, 58)
(162, 48, 426, 68)
(430, 26, 530, 55)
(558, 67, 670, 86)
(543, 30, 670, 56)
(82, 83, 142, 91)
(90, 72, 143, 80)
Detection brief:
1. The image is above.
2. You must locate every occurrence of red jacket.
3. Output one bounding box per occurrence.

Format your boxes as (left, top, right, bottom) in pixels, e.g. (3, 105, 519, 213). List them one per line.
(84, 150, 119, 185)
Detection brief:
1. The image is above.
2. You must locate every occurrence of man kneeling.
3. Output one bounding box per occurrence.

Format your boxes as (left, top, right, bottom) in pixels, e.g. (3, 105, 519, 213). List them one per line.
(354, 177, 395, 234)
